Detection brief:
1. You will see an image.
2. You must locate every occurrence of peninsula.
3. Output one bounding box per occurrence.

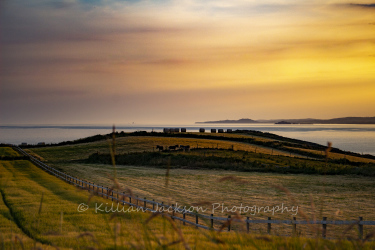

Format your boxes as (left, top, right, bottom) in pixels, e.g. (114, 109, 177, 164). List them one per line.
(196, 116, 375, 124)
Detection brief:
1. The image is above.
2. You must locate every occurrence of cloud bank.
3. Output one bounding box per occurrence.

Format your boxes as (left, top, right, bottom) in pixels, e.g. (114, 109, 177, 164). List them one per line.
(1, 0, 374, 124)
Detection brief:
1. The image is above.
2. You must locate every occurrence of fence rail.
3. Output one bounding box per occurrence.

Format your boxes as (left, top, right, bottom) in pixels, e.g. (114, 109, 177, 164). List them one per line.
(11, 145, 375, 238)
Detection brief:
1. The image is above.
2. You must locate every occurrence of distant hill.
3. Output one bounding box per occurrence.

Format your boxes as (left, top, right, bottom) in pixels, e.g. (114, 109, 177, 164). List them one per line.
(196, 117, 375, 124)
(196, 118, 258, 124)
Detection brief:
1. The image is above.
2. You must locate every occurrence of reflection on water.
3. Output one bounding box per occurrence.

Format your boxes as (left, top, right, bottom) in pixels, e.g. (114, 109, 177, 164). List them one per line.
(1, 124, 374, 156)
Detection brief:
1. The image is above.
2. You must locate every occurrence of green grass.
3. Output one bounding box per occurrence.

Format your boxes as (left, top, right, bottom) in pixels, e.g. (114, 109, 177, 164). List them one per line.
(1, 158, 375, 249)
(0, 187, 49, 249)
(0, 147, 20, 157)
(6, 131, 375, 249)
(26, 130, 375, 163)
(0, 160, 200, 249)
(84, 148, 375, 176)
(29, 133, 375, 166)
(28, 135, 300, 163)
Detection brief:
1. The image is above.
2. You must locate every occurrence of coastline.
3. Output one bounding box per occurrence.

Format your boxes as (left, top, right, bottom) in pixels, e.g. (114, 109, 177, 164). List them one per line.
(1, 124, 375, 156)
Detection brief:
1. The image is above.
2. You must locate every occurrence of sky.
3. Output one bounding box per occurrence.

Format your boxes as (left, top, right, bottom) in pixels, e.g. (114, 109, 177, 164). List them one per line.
(1, 0, 374, 125)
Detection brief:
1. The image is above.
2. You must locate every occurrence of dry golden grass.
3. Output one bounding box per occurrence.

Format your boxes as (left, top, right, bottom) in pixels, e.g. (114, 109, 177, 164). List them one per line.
(3, 141, 375, 248)
(285, 146, 375, 163)
(46, 162, 375, 238)
(26, 134, 375, 240)
(53, 163, 375, 219)
(30, 136, 302, 164)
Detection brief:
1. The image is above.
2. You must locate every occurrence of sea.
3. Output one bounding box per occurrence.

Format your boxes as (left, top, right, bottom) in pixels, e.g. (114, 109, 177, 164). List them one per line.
(1, 124, 375, 156)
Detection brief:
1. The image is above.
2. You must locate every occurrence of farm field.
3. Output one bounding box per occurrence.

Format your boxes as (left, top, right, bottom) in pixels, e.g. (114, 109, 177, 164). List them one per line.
(25, 135, 299, 162)
(0, 158, 209, 249)
(38, 163, 375, 236)
(27, 131, 375, 164)
(26, 133, 375, 240)
(3, 152, 373, 249)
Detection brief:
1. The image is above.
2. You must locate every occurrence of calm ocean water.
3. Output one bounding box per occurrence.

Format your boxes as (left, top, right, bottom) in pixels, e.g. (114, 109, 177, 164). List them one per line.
(1, 124, 374, 156)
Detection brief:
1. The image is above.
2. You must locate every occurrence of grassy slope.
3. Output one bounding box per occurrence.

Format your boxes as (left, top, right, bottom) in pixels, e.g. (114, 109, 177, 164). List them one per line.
(29, 135, 375, 214)
(27, 136, 298, 163)
(28, 133, 375, 165)
(2, 161, 373, 249)
(0, 188, 49, 249)
(0, 147, 20, 157)
(0, 159, 202, 249)
(29, 132, 375, 237)
(84, 149, 375, 176)
(0, 147, 374, 249)
(45, 163, 375, 231)
(0, 161, 374, 249)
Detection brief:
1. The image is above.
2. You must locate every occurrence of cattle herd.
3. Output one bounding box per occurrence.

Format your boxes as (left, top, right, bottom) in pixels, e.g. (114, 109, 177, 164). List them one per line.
(156, 145, 191, 151)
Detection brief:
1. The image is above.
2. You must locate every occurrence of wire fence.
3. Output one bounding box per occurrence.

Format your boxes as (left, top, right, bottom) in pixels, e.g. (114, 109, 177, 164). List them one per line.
(12, 145, 375, 239)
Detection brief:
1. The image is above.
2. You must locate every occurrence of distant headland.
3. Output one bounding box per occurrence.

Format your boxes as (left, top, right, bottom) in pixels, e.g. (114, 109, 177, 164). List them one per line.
(196, 116, 375, 124)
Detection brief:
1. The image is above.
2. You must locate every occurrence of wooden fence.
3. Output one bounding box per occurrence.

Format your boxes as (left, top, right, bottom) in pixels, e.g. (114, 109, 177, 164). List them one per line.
(13, 146, 375, 239)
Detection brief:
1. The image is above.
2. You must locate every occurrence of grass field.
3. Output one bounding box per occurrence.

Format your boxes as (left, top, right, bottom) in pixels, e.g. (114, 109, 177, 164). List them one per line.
(45, 163, 375, 235)
(26, 133, 375, 240)
(0, 159, 206, 249)
(3, 130, 375, 248)
(0, 147, 20, 157)
(3, 156, 374, 249)
(26, 135, 302, 162)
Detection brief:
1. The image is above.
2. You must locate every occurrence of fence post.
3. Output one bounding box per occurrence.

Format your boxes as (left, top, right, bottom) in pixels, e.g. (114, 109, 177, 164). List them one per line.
(107, 187, 109, 199)
(129, 196, 132, 206)
(196, 214, 198, 228)
(247, 217, 250, 233)
(136, 195, 138, 206)
(267, 217, 271, 234)
(183, 213, 186, 225)
(122, 192, 125, 205)
(101, 186, 103, 197)
(211, 214, 214, 229)
(153, 199, 155, 211)
(144, 197, 147, 209)
(172, 204, 175, 220)
(228, 215, 231, 231)
(322, 217, 327, 238)
(292, 217, 297, 236)
(358, 217, 363, 240)
(117, 193, 119, 203)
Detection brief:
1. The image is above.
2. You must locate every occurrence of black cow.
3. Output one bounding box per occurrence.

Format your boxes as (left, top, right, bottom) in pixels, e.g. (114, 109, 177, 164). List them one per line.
(179, 145, 190, 151)
(168, 145, 179, 150)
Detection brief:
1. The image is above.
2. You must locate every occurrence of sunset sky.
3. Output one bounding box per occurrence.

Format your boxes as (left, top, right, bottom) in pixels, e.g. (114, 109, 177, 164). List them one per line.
(1, 0, 374, 125)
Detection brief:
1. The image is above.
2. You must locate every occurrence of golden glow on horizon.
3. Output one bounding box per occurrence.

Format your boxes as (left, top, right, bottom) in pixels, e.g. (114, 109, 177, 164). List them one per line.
(1, 0, 375, 124)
